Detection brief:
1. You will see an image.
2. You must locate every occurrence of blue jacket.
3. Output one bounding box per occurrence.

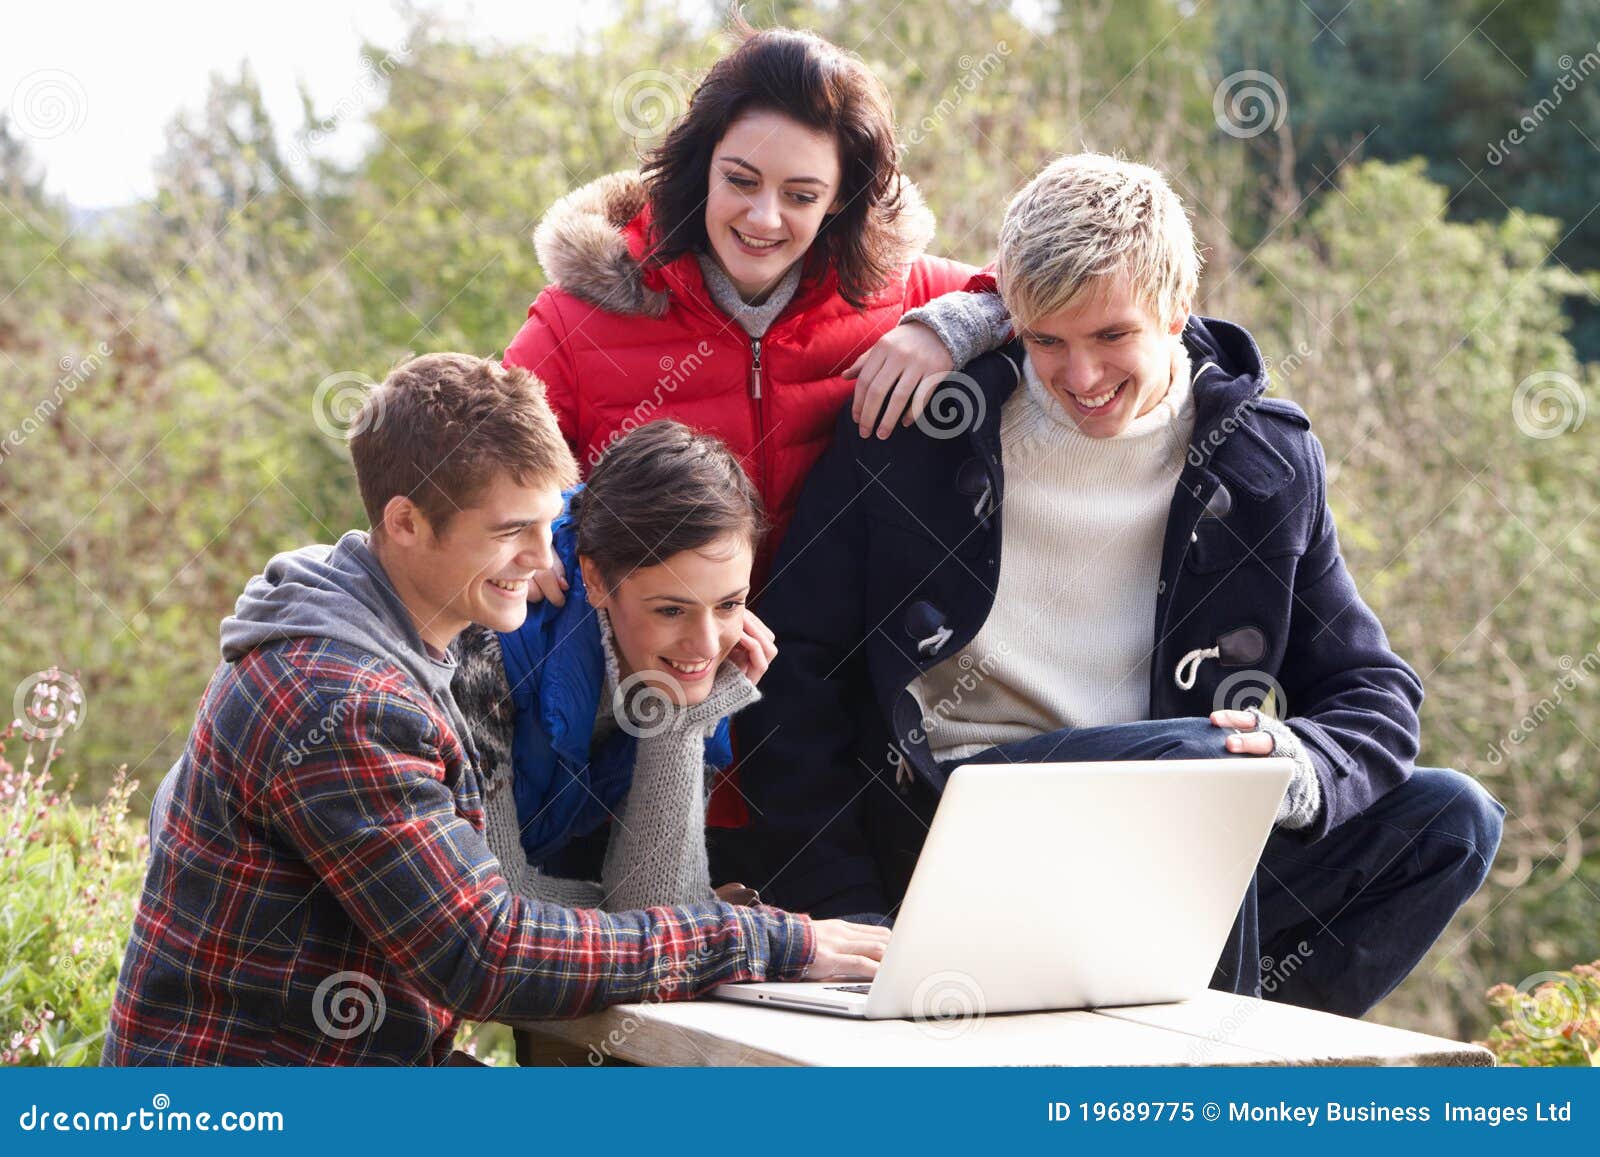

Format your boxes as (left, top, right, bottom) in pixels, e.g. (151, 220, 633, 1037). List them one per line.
(496, 492, 733, 865)
(739, 317, 1424, 918)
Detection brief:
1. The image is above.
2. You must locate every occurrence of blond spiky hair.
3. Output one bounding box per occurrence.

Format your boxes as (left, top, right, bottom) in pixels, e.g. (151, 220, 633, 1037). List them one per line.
(996, 152, 1201, 331)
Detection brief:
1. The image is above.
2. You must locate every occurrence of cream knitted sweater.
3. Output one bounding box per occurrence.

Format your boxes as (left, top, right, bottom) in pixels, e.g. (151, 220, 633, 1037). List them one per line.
(909, 346, 1196, 762)
(905, 346, 1323, 829)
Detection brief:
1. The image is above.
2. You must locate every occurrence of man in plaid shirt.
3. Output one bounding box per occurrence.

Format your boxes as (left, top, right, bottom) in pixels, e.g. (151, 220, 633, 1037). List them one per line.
(105, 353, 887, 1065)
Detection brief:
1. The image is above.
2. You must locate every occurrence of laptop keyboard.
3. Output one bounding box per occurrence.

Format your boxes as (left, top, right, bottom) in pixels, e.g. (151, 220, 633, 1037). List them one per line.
(825, 984, 872, 994)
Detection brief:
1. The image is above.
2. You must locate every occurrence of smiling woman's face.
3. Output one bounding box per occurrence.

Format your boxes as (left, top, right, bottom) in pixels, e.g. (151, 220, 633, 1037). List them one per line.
(703, 108, 842, 304)
(580, 534, 754, 706)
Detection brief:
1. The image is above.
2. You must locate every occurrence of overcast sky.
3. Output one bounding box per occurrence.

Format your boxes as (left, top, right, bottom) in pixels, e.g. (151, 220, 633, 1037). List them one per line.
(4, 0, 607, 208)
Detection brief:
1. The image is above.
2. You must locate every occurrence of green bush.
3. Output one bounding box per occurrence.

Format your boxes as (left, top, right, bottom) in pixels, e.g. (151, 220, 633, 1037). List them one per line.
(1478, 962, 1600, 1067)
(1, 682, 147, 1067)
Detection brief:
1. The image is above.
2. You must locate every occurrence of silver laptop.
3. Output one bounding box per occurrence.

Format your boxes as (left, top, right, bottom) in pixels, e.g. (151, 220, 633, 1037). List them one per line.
(713, 757, 1293, 1019)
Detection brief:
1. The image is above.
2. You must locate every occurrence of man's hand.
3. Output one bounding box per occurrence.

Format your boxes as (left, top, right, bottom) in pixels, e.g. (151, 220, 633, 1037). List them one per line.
(801, 918, 893, 980)
(526, 552, 569, 607)
(1210, 709, 1277, 755)
(846, 323, 954, 439)
(727, 607, 778, 685)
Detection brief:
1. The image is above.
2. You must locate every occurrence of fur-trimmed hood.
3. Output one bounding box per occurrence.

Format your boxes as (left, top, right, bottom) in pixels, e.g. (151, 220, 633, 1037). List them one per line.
(531, 169, 938, 318)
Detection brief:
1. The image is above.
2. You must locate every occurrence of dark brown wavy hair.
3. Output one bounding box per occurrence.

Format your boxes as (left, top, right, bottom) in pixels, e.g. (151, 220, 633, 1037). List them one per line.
(642, 21, 906, 310)
(572, 420, 767, 589)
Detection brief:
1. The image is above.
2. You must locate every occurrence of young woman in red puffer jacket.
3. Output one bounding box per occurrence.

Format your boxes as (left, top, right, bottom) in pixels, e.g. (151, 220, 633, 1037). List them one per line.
(489, 23, 1010, 840)
(502, 23, 999, 585)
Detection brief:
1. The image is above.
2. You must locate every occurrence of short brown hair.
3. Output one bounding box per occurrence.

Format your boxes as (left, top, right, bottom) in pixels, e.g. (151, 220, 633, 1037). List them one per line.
(642, 22, 905, 310)
(573, 420, 765, 588)
(349, 353, 577, 535)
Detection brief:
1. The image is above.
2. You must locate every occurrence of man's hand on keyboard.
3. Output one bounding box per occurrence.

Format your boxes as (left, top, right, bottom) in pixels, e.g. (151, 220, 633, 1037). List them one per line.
(800, 918, 892, 980)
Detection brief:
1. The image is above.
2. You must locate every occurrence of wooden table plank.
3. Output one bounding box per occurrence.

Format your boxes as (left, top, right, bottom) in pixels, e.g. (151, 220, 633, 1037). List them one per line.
(509, 994, 1386, 1067)
(1094, 990, 1494, 1067)
(507, 992, 1490, 1068)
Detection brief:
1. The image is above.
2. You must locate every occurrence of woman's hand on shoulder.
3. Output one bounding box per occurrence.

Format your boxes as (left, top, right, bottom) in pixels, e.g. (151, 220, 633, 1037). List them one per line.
(845, 322, 954, 440)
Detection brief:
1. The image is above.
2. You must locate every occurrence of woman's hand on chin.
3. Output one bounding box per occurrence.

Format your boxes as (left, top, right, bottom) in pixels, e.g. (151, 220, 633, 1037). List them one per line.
(728, 607, 778, 685)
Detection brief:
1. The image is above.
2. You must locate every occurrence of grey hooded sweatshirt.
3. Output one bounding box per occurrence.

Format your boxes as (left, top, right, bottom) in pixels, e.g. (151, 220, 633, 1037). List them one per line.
(219, 530, 477, 760)
(151, 531, 474, 840)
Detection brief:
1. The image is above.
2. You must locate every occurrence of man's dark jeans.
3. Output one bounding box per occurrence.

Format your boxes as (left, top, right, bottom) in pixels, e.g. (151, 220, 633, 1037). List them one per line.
(944, 716, 1504, 1018)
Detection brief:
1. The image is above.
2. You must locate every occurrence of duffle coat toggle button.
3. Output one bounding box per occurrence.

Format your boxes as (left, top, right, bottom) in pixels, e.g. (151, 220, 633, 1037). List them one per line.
(1173, 625, 1269, 691)
(906, 599, 953, 658)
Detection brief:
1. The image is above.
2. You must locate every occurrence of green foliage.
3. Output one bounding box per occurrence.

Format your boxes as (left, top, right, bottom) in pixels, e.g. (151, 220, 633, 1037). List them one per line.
(0, 721, 146, 1066)
(1218, 0, 1600, 355)
(1238, 159, 1600, 1034)
(454, 1021, 518, 1067)
(1479, 962, 1600, 1066)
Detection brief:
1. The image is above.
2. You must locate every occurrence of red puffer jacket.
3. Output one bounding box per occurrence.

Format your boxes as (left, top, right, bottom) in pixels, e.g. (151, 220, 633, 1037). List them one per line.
(503, 171, 975, 572)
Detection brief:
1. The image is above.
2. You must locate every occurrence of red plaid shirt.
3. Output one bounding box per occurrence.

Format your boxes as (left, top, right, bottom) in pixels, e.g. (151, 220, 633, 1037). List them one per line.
(105, 637, 813, 1065)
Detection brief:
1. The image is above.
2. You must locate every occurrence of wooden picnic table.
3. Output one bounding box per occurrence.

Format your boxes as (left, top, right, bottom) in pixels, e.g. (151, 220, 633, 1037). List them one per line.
(505, 988, 1493, 1067)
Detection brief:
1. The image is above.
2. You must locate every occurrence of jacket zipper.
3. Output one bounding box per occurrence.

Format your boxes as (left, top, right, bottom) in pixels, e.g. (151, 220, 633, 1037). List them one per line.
(749, 337, 768, 493)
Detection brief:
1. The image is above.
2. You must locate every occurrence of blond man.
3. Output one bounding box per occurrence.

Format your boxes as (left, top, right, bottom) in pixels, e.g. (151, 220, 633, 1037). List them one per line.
(742, 153, 1502, 1018)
